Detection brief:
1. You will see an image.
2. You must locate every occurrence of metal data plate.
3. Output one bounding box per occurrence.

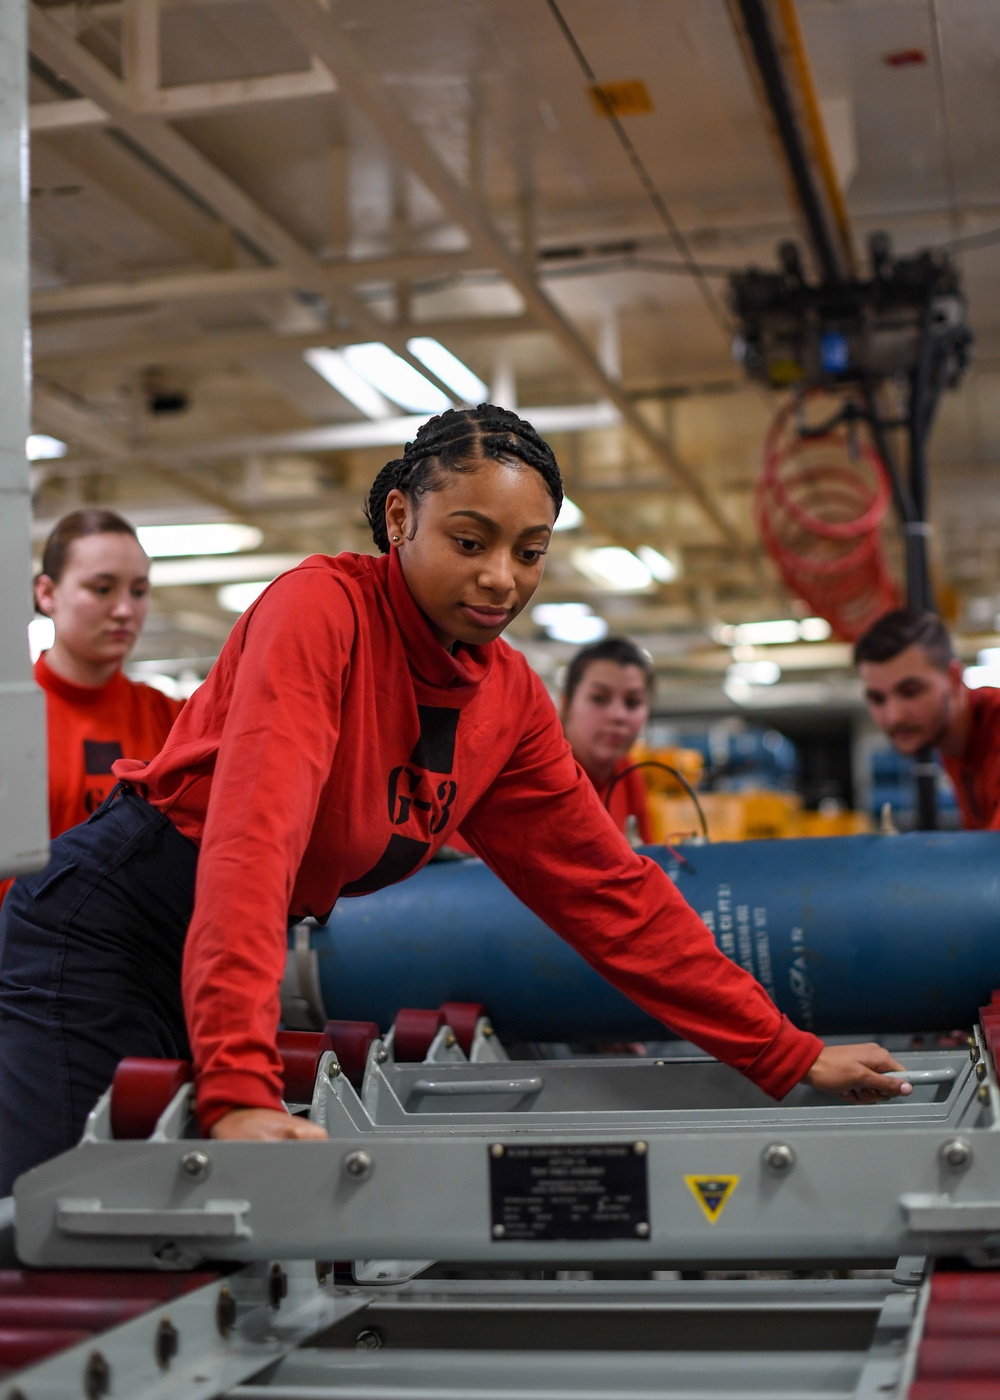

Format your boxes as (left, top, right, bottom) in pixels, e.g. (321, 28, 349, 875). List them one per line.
(488, 1141, 650, 1242)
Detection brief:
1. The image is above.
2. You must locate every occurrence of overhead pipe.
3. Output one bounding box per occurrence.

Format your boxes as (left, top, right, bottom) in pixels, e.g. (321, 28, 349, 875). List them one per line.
(726, 0, 855, 283)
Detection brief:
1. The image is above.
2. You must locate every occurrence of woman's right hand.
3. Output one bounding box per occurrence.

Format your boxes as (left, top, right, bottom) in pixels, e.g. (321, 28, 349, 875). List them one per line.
(208, 1107, 328, 1141)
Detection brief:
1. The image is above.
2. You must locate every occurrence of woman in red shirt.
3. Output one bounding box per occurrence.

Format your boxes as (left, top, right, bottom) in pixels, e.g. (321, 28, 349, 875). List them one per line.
(0, 510, 182, 907)
(0, 407, 908, 1186)
(561, 636, 654, 842)
(33, 508, 183, 833)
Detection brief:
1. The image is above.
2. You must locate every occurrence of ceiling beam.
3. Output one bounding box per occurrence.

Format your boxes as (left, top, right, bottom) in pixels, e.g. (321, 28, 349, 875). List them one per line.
(32, 383, 131, 457)
(30, 56, 338, 131)
(31, 249, 488, 318)
(33, 315, 538, 377)
(42, 402, 629, 471)
(27, 7, 465, 403)
(266, 0, 748, 554)
(29, 6, 340, 290)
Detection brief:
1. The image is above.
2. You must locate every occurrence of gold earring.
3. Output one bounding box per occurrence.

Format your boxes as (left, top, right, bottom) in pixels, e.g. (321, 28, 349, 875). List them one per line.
(392, 534, 400, 543)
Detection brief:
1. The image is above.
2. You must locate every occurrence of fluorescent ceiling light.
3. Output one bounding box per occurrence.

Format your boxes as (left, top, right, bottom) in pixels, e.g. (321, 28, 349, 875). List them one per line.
(799, 616, 832, 642)
(727, 660, 781, 686)
(636, 544, 677, 583)
(406, 337, 487, 405)
(342, 342, 451, 414)
(137, 523, 263, 558)
(732, 620, 800, 646)
(217, 580, 272, 614)
(552, 497, 584, 532)
(716, 617, 834, 646)
(531, 602, 607, 645)
(27, 616, 55, 662)
(304, 347, 395, 420)
(531, 602, 592, 627)
(571, 546, 653, 592)
(965, 664, 1000, 689)
(548, 613, 609, 644)
(150, 552, 305, 588)
(27, 434, 67, 460)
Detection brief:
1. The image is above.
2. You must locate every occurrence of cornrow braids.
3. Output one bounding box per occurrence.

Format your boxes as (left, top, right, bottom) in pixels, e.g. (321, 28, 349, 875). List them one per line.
(364, 404, 563, 553)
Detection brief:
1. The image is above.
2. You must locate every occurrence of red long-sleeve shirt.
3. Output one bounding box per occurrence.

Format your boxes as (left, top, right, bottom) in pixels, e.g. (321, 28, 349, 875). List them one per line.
(116, 550, 822, 1128)
(35, 654, 183, 836)
(0, 657, 182, 907)
(599, 756, 655, 843)
(942, 686, 1000, 830)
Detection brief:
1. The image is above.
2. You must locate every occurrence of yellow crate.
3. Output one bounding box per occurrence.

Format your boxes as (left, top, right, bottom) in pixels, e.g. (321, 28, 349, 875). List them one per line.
(647, 788, 872, 843)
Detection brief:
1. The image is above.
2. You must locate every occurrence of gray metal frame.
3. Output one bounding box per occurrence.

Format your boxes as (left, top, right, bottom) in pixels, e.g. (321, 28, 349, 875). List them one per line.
(15, 1033, 999, 1272)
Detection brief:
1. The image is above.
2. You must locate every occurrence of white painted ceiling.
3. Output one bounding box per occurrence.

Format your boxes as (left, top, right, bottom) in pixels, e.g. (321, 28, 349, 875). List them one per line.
(25, 0, 1000, 704)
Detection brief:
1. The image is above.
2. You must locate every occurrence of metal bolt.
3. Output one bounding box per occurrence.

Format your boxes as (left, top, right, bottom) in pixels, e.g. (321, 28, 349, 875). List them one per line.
(482, 1022, 495, 1038)
(976, 1061, 988, 1082)
(654, 1059, 666, 1067)
(375, 1046, 388, 1063)
(979, 1084, 991, 1105)
(180, 1150, 211, 1182)
(315, 1260, 333, 1286)
(970, 1042, 981, 1063)
(83, 1350, 111, 1400)
(216, 1284, 237, 1338)
(445, 1032, 456, 1048)
(492, 1223, 505, 1238)
(635, 1221, 650, 1237)
(342, 1149, 374, 1181)
(268, 1263, 289, 1309)
(633, 1140, 648, 1156)
(762, 1142, 796, 1174)
(355, 1328, 383, 1350)
(490, 1143, 505, 1159)
(940, 1138, 973, 1170)
(154, 1317, 179, 1370)
(327, 1059, 342, 1079)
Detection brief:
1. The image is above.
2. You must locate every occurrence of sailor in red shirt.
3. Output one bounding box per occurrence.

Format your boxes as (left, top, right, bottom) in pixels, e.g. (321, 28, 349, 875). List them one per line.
(0, 510, 182, 905)
(560, 636, 655, 842)
(856, 608, 1000, 829)
(0, 407, 909, 1185)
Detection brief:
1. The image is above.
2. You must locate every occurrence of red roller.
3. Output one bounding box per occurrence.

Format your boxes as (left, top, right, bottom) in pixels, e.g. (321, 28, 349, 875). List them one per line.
(323, 1020, 379, 1089)
(0, 1297, 150, 1330)
(276, 1030, 334, 1102)
(110, 1059, 193, 1140)
(0, 1327, 92, 1368)
(929, 1273, 1000, 1306)
(392, 1008, 445, 1061)
(915, 1337, 1000, 1377)
(923, 1304, 1000, 1337)
(439, 1002, 485, 1056)
(911, 1385, 1000, 1399)
(0, 1270, 218, 1299)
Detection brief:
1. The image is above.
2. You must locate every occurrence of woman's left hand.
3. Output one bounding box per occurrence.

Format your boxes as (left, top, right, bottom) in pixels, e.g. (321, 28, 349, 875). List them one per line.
(802, 1043, 914, 1103)
(209, 1107, 328, 1140)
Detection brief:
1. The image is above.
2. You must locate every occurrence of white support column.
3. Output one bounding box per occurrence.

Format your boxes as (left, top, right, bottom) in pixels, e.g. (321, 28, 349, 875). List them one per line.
(0, 0, 48, 876)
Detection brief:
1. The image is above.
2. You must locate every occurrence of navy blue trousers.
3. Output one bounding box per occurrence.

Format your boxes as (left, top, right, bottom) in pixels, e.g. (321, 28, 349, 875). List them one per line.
(0, 789, 198, 1192)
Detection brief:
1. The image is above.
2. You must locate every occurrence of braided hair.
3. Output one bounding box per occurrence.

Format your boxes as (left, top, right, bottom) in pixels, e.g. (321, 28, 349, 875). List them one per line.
(365, 404, 563, 553)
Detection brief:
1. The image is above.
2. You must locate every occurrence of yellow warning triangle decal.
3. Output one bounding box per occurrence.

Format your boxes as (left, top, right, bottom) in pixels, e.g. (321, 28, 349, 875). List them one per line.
(685, 1174, 739, 1224)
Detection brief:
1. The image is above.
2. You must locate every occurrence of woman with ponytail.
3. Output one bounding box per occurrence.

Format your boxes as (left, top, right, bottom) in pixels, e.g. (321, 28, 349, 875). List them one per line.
(0, 406, 909, 1188)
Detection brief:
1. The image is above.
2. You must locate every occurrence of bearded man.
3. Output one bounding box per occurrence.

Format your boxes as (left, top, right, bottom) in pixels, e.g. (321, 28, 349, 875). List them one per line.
(855, 608, 1000, 830)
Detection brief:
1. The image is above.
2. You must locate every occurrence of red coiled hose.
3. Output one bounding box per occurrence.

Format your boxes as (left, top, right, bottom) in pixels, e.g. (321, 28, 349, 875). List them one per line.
(754, 396, 901, 640)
